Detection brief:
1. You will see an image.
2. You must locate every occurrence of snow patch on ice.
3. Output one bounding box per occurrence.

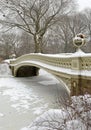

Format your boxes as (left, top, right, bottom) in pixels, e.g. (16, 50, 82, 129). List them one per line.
(0, 113, 4, 117)
(0, 77, 48, 113)
(39, 80, 58, 85)
(2, 85, 44, 112)
(32, 103, 48, 115)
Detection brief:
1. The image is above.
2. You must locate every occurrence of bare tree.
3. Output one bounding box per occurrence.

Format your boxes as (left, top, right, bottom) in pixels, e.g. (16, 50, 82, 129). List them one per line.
(82, 8, 91, 52)
(83, 9, 91, 40)
(68, 13, 86, 37)
(43, 30, 63, 53)
(65, 13, 86, 52)
(50, 13, 86, 53)
(17, 31, 35, 56)
(0, 33, 20, 58)
(49, 16, 74, 53)
(0, 0, 77, 53)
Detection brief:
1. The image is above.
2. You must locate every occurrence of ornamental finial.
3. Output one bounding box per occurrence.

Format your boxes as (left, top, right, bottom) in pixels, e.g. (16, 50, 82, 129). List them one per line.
(73, 33, 86, 48)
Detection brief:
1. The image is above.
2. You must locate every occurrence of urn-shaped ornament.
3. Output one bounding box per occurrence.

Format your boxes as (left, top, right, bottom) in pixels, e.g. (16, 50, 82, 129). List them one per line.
(73, 34, 86, 48)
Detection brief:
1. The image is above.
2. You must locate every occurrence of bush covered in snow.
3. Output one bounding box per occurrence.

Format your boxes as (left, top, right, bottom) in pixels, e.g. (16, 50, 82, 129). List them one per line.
(21, 94, 91, 130)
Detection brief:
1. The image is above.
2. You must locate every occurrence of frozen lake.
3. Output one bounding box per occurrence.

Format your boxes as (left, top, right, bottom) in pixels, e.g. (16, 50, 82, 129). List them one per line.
(0, 63, 68, 130)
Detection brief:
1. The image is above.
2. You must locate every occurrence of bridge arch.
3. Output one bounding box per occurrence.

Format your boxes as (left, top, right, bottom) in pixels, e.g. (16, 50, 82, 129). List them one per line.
(12, 62, 70, 94)
(16, 66, 39, 77)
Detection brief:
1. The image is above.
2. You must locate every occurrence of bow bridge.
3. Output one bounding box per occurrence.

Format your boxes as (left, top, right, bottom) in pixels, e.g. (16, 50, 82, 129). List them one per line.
(10, 49, 91, 96)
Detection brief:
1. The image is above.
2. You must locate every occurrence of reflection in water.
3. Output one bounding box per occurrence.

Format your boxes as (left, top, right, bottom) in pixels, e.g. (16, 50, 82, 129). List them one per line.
(0, 63, 68, 130)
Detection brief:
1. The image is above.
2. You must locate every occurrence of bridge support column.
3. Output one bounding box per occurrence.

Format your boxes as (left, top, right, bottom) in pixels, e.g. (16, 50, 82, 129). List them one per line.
(9, 66, 14, 76)
(71, 77, 91, 96)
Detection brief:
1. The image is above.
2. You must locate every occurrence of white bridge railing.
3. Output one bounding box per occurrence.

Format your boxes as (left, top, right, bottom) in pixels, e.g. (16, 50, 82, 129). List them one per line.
(10, 53, 71, 69)
(10, 49, 91, 72)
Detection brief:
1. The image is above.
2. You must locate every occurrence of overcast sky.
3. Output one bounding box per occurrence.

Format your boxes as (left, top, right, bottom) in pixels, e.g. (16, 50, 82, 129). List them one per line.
(78, 0, 91, 10)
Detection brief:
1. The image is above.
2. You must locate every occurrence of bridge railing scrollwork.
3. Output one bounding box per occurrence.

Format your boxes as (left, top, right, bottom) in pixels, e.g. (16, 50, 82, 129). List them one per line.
(10, 53, 72, 69)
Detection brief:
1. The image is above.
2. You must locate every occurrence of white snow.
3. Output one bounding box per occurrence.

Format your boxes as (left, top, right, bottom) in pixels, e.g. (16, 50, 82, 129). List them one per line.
(32, 103, 48, 115)
(0, 113, 4, 117)
(0, 63, 11, 76)
(1, 78, 46, 112)
(21, 94, 91, 130)
(39, 80, 58, 85)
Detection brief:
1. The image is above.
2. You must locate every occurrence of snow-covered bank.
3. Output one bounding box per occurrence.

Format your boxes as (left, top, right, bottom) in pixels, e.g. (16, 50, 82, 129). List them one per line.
(21, 94, 91, 130)
(0, 63, 11, 76)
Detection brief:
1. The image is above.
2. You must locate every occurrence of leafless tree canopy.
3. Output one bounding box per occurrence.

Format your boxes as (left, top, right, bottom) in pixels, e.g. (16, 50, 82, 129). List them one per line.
(0, 0, 76, 53)
(1, 0, 91, 56)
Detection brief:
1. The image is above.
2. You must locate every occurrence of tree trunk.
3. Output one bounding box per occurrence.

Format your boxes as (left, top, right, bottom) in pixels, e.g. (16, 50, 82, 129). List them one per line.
(34, 34, 43, 53)
(64, 42, 68, 53)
